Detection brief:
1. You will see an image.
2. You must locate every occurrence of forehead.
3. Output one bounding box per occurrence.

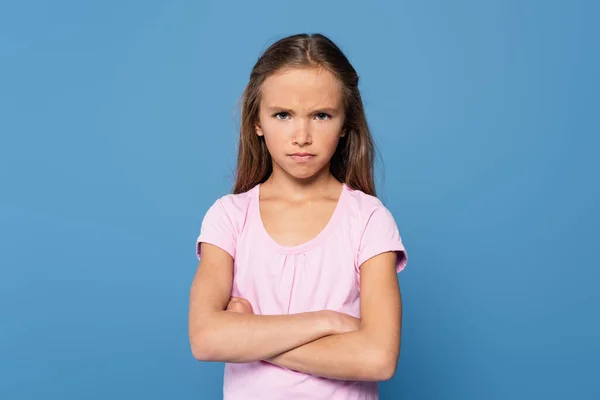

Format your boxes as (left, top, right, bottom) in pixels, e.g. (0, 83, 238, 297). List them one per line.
(260, 67, 343, 109)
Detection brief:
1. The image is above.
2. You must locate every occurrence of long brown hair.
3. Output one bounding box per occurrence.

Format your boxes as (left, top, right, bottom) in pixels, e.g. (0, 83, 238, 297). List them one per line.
(233, 33, 377, 196)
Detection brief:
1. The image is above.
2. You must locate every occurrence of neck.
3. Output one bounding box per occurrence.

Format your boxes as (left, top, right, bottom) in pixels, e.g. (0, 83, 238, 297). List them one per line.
(263, 165, 342, 201)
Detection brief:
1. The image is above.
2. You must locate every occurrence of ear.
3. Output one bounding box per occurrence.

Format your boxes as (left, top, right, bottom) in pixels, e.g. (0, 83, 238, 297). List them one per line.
(340, 127, 348, 138)
(255, 121, 263, 137)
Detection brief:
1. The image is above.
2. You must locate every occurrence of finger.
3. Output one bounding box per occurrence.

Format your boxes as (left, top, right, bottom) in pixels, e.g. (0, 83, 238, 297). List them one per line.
(225, 298, 238, 309)
(235, 297, 252, 307)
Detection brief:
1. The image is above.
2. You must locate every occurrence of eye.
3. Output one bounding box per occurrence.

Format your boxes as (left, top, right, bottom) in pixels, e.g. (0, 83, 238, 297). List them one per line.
(274, 112, 290, 120)
(315, 112, 331, 121)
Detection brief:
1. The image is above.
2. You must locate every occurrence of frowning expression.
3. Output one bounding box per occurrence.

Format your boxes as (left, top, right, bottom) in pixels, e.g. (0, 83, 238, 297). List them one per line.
(256, 67, 346, 180)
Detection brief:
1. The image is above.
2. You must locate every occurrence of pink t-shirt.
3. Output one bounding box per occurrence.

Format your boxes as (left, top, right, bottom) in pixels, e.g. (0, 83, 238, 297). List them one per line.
(196, 183, 408, 400)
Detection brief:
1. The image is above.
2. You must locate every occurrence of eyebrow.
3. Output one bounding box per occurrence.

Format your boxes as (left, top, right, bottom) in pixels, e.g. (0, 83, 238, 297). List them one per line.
(265, 105, 340, 114)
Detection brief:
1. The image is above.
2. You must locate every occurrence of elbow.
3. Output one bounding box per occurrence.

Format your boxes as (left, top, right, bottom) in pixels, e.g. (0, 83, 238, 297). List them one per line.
(366, 349, 398, 381)
(375, 355, 398, 381)
(190, 343, 211, 362)
(189, 329, 219, 362)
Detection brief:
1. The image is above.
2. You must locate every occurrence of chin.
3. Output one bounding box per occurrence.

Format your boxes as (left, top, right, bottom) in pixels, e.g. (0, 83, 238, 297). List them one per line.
(272, 158, 329, 181)
(288, 170, 318, 180)
(286, 165, 330, 181)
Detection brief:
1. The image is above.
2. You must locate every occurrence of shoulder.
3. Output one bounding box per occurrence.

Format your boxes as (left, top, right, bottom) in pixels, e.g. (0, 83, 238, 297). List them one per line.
(343, 185, 385, 208)
(213, 187, 255, 214)
(203, 185, 256, 228)
(342, 185, 402, 240)
(343, 185, 392, 222)
(343, 185, 408, 271)
(196, 186, 257, 260)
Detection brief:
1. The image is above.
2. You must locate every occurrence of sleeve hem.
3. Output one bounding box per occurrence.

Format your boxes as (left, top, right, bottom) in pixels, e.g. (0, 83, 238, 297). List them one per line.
(196, 235, 235, 260)
(357, 246, 407, 273)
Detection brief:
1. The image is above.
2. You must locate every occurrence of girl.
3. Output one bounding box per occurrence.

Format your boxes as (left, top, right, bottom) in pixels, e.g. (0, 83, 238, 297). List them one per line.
(188, 33, 408, 400)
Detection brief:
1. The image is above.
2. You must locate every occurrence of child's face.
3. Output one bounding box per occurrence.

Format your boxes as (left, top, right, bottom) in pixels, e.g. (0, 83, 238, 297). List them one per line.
(256, 66, 346, 181)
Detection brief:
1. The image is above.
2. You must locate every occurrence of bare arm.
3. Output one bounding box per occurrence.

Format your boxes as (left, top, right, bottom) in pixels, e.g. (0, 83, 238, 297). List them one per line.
(188, 242, 355, 363)
(265, 251, 402, 381)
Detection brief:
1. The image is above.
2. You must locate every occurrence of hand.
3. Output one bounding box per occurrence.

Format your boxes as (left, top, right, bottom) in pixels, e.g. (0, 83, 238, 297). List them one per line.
(226, 296, 254, 314)
(323, 310, 361, 335)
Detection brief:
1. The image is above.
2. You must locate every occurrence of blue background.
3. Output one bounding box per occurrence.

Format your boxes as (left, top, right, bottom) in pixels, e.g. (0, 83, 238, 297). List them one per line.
(1, 0, 598, 399)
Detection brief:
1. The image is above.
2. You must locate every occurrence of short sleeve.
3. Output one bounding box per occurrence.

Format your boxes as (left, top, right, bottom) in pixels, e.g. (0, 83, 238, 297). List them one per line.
(357, 206, 408, 273)
(196, 199, 236, 260)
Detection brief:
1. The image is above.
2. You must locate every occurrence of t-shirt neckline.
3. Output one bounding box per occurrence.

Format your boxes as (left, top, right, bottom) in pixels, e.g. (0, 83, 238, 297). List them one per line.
(253, 183, 347, 254)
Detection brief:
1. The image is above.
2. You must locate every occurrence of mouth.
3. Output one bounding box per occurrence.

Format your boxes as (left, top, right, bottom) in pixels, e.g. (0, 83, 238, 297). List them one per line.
(289, 153, 315, 162)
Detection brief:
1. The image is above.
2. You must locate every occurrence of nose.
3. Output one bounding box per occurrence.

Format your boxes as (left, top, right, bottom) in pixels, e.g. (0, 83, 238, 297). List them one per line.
(292, 120, 312, 146)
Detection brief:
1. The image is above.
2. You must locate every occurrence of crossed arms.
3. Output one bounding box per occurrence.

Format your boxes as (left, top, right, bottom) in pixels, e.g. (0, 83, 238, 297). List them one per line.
(188, 243, 402, 381)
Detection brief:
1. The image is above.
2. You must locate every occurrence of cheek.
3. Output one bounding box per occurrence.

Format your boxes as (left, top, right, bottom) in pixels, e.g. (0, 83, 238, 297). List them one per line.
(262, 125, 288, 152)
(316, 125, 344, 150)
(259, 118, 279, 143)
(263, 135, 280, 152)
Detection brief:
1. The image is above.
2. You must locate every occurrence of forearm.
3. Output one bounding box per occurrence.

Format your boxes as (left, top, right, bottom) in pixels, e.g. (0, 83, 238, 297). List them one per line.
(190, 310, 331, 363)
(267, 329, 398, 381)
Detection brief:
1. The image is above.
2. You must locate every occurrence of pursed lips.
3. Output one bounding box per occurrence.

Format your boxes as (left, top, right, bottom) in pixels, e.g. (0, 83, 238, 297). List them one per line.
(289, 152, 315, 162)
